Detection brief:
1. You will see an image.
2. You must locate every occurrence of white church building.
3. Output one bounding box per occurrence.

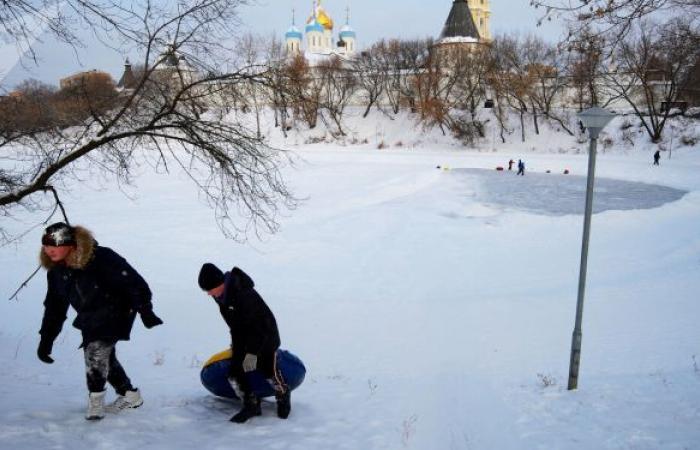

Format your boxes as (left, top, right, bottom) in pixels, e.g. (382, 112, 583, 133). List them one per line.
(285, 0, 357, 59)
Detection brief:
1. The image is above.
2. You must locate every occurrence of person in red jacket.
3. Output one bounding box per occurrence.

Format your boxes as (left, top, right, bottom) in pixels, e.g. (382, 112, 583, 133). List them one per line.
(198, 263, 290, 423)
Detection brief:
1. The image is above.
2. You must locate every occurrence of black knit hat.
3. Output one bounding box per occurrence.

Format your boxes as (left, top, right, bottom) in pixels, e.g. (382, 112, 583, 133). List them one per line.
(42, 222, 76, 246)
(198, 263, 224, 291)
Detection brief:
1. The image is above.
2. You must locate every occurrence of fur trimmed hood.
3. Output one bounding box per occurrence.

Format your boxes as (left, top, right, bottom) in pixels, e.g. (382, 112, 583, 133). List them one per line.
(40, 225, 96, 270)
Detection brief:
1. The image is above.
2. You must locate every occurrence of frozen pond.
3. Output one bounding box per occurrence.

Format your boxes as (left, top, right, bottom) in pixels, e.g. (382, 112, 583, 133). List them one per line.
(455, 168, 688, 216)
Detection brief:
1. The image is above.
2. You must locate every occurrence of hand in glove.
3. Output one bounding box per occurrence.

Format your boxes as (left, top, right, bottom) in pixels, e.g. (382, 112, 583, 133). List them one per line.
(139, 307, 163, 329)
(37, 339, 54, 364)
(242, 353, 258, 372)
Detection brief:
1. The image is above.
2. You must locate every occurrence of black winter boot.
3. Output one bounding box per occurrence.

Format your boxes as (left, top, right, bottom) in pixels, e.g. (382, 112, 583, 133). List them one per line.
(276, 388, 291, 419)
(230, 393, 261, 423)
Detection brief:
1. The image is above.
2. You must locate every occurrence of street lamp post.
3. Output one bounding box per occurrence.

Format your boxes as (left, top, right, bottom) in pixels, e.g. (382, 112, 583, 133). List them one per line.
(484, 99, 495, 151)
(567, 106, 615, 391)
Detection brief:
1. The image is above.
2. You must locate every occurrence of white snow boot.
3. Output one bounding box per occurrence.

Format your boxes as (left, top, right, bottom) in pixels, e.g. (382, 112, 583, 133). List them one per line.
(106, 389, 143, 413)
(86, 391, 106, 420)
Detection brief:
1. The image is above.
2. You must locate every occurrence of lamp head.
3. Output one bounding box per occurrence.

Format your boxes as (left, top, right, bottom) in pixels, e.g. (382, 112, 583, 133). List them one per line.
(578, 107, 615, 139)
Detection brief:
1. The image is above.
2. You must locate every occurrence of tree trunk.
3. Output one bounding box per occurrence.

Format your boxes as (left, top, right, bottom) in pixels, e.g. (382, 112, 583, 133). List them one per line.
(332, 111, 346, 136)
(532, 102, 540, 135)
(363, 98, 376, 118)
(255, 108, 261, 139)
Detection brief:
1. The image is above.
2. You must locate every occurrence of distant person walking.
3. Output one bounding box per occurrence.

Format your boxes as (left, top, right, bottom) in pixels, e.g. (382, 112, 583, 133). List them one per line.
(517, 159, 525, 176)
(653, 150, 661, 166)
(508, 159, 514, 171)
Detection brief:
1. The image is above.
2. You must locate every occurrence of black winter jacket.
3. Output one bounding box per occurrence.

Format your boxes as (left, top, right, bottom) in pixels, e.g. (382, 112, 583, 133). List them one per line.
(216, 267, 280, 358)
(39, 226, 153, 345)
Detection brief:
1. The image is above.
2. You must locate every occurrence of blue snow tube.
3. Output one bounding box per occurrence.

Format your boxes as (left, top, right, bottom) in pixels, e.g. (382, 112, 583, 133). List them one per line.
(200, 348, 306, 399)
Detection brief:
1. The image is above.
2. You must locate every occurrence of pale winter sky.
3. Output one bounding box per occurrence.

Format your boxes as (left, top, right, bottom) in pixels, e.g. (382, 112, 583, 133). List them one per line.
(1, 0, 564, 90)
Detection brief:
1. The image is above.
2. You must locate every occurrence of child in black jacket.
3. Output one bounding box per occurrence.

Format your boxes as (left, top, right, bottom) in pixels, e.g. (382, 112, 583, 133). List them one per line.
(198, 263, 290, 423)
(38, 222, 163, 420)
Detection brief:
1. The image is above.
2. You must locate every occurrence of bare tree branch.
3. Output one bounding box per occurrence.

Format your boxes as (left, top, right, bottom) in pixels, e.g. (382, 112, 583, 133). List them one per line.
(0, 0, 298, 243)
(530, 0, 699, 47)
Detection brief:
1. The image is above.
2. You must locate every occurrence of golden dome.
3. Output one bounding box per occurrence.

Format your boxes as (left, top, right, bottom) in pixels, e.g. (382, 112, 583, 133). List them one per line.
(307, 2, 334, 30)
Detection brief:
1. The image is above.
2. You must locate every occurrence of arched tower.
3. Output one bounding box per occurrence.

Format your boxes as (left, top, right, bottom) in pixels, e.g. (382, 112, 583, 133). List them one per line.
(338, 7, 357, 56)
(285, 9, 303, 55)
(467, 0, 491, 42)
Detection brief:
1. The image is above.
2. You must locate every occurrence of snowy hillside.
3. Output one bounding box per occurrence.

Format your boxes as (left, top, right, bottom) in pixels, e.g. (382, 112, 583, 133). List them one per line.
(0, 109, 699, 449)
(259, 106, 700, 159)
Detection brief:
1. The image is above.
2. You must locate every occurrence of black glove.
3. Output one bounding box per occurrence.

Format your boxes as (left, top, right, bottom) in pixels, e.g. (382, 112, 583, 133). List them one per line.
(37, 339, 54, 364)
(139, 308, 163, 329)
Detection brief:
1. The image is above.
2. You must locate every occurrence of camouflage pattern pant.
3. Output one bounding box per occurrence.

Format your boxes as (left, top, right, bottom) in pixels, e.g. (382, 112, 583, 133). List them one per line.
(83, 340, 134, 395)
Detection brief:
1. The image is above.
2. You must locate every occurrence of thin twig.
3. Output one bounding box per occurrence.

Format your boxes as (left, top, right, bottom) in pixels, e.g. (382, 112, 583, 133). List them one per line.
(7, 187, 69, 301)
(0, 204, 56, 249)
(13, 334, 26, 360)
(8, 264, 42, 302)
(43, 186, 70, 224)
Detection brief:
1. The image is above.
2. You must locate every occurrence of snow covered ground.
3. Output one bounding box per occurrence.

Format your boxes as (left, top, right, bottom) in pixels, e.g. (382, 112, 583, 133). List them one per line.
(1, 125, 700, 449)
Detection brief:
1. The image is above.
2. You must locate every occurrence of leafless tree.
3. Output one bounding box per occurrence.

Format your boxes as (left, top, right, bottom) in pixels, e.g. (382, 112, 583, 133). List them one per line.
(317, 56, 357, 136)
(1, 0, 297, 242)
(521, 36, 575, 135)
(378, 39, 404, 115)
(413, 43, 489, 143)
(413, 49, 449, 131)
(603, 19, 700, 142)
(351, 44, 387, 118)
(284, 54, 321, 129)
(566, 27, 606, 110)
(449, 45, 492, 123)
(446, 45, 493, 144)
(0, 79, 59, 143)
(236, 33, 266, 139)
(397, 38, 432, 114)
(680, 58, 700, 106)
(261, 35, 291, 137)
(489, 35, 537, 142)
(54, 71, 120, 126)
